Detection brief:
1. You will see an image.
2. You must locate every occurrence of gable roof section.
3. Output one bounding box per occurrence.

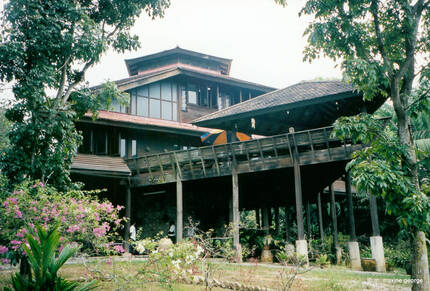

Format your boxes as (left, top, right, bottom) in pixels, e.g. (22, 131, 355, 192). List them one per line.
(192, 81, 357, 125)
(93, 66, 275, 93)
(125, 47, 232, 76)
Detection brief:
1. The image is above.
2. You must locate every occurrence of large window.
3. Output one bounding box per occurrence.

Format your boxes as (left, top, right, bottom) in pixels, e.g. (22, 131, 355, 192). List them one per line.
(128, 81, 178, 121)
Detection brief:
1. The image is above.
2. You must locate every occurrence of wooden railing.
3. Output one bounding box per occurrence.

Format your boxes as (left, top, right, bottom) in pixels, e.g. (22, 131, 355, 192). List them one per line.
(126, 124, 367, 186)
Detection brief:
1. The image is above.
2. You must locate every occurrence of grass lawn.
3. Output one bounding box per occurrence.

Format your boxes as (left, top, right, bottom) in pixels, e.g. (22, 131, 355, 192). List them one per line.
(0, 258, 412, 290)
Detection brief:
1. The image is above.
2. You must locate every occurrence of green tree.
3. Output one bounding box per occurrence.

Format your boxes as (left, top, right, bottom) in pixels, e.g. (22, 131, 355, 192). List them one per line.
(0, 104, 11, 152)
(0, 0, 169, 190)
(275, 0, 430, 289)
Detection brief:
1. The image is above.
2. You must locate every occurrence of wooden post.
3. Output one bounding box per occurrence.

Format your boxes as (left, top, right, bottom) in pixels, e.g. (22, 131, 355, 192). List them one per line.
(292, 140, 305, 241)
(330, 184, 342, 264)
(268, 207, 273, 230)
(232, 166, 242, 262)
(256, 208, 260, 228)
(330, 184, 339, 247)
(346, 173, 357, 241)
(284, 206, 289, 241)
(124, 180, 131, 250)
(228, 197, 233, 224)
(176, 172, 183, 243)
(262, 207, 269, 235)
(306, 201, 311, 239)
(274, 207, 280, 234)
(317, 192, 324, 240)
(369, 194, 380, 236)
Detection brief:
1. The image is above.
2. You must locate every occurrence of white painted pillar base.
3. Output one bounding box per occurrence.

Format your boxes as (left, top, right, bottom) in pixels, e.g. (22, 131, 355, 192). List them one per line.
(296, 240, 309, 266)
(234, 243, 242, 263)
(348, 241, 362, 271)
(370, 236, 386, 272)
(336, 246, 342, 265)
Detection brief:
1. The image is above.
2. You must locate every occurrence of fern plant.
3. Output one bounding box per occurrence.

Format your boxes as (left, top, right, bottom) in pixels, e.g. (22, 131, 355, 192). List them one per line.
(5, 224, 96, 291)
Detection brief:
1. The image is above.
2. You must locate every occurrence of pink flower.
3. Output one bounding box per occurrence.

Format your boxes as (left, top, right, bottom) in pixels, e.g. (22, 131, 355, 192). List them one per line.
(93, 227, 104, 237)
(114, 219, 121, 226)
(116, 205, 123, 211)
(16, 232, 24, 238)
(1, 258, 9, 264)
(29, 223, 35, 229)
(14, 209, 23, 218)
(2, 201, 8, 207)
(10, 240, 21, 245)
(0, 246, 8, 254)
(38, 182, 45, 187)
(114, 245, 125, 254)
(10, 198, 17, 205)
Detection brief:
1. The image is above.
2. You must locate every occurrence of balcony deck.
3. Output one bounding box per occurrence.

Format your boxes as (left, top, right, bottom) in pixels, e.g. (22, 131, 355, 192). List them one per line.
(127, 125, 365, 187)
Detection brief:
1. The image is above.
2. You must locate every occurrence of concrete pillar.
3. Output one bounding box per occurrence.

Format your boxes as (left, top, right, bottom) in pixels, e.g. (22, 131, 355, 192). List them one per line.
(348, 241, 362, 271)
(346, 173, 361, 270)
(330, 184, 341, 264)
(176, 172, 183, 243)
(317, 192, 324, 240)
(232, 167, 242, 262)
(370, 236, 386, 272)
(268, 207, 273, 229)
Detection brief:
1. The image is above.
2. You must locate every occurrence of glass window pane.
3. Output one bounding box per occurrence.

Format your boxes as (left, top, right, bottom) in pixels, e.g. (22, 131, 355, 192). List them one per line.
(137, 86, 148, 97)
(111, 100, 121, 112)
(172, 82, 177, 102)
(120, 139, 126, 157)
(149, 99, 161, 118)
(172, 102, 177, 121)
(181, 86, 187, 111)
(149, 83, 160, 99)
(161, 82, 172, 101)
(188, 91, 197, 104)
(162, 101, 172, 120)
(137, 97, 148, 117)
(131, 94, 137, 115)
(132, 140, 136, 157)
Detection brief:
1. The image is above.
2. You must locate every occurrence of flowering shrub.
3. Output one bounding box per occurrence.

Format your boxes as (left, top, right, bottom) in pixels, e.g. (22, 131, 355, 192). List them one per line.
(137, 238, 203, 286)
(0, 180, 126, 266)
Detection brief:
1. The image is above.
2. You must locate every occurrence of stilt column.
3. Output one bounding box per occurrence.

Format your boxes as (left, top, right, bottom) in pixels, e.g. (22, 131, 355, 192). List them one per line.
(369, 194, 385, 272)
(330, 184, 341, 264)
(262, 207, 270, 235)
(176, 172, 183, 243)
(345, 173, 361, 270)
(317, 192, 324, 240)
(232, 166, 242, 262)
(291, 130, 308, 265)
(274, 207, 280, 234)
(306, 201, 311, 239)
(124, 180, 131, 251)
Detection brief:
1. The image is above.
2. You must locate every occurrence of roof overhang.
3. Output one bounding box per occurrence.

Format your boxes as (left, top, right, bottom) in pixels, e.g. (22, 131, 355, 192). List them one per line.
(79, 111, 217, 137)
(71, 154, 131, 178)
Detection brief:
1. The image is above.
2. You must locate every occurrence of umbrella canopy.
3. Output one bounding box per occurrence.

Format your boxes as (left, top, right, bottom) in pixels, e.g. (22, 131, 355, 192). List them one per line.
(201, 130, 252, 145)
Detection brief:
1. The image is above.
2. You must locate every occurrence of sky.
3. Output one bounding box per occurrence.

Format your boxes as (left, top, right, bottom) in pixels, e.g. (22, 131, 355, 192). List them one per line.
(86, 0, 342, 89)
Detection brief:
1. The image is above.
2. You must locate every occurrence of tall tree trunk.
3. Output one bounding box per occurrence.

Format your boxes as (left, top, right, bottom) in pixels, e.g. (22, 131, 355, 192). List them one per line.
(411, 231, 430, 291)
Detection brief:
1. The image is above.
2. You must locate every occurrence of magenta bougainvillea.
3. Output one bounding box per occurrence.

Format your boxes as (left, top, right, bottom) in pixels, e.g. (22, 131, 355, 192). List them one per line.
(0, 180, 126, 266)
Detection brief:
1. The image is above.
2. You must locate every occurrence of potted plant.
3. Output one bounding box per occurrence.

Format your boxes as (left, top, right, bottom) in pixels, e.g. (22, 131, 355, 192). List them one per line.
(316, 254, 330, 269)
(261, 234, 273, 263)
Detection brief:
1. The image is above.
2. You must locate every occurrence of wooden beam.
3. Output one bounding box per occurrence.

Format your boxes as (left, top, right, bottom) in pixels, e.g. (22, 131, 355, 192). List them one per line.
(369, 194, 380, 236)
(232, 166, 241, 262)
(176, 172, 183, 242)
(317, 192, 324, 240)
(346, 173, 357, 241)
(256, 208, 261, 228)
(330, 184, 339, 247)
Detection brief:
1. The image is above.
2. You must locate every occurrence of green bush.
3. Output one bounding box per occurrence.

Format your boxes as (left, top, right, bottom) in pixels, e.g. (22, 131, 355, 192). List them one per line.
(5, 224, 96, 291)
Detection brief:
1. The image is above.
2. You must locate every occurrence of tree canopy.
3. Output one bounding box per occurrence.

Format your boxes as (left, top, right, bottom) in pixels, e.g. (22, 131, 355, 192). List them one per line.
(274, 0, 430, 289)
(0, 0, 169, 190)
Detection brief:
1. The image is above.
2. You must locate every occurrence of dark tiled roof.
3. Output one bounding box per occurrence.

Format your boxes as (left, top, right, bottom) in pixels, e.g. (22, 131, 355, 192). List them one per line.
(71, 154, 131, 176)
(83, 110, 219, 135)
(192, 81, 356, 124)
